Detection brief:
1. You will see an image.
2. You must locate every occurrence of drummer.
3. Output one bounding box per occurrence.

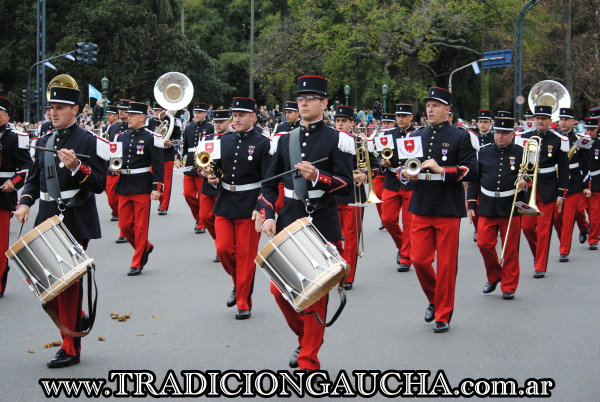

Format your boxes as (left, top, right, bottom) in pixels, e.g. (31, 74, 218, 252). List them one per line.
(255, 75, 354, 371)
(15, 83, 107, 368)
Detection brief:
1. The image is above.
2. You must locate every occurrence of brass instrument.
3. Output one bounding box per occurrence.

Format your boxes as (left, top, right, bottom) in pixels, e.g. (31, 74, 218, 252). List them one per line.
(350, 131, 382, 206)
(404, 158, 422, 176)
(567, 134, 581, 161)
(46, 74, 79, 100)
(380, 148, 393, 161)
(194, 149, 223, 178)
(109, 157, 122, 170)
(528, 80, 571, 122)
(153, 72, 194, 141)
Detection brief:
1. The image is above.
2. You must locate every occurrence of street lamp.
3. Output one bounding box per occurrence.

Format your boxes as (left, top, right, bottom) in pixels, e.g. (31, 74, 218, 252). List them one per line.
(382, 83, 389, 113)
(344, 84, 351, 106)
(101, 76, 109, 120)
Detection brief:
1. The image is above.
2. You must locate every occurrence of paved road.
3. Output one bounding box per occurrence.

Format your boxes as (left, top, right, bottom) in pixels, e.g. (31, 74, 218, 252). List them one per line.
(1, 176, 599, 401)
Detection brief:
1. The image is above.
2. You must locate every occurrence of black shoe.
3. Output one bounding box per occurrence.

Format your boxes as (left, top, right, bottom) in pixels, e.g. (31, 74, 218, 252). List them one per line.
(483, 281, 499, 294)
(473, 230, 477, 243)
(141, 244, 154, 268)
(158, 209, 167, 216)
(81, 313, 90, 331)
(533, 270, 545, 278)
(579, 230, 588, 244)
(590, 244, 598, 250)
(46, 349, 80, 368)
(289, 346, 301, 368)
(559, 254, 569, 262)
(115, 236, 127, 244)
(502, 291, 515, 300)
(379, 224, 385, 230)
(111, 215, 119, 222)
(213, 255, 220, 263)
(195, 228, 206, 234)
(226, 288, 236, 308)
(433, 321, 449, 333)
(396, 252, 401, 265)
(397, 263, 410, 272)
(343, 282, 353, 290)
(0, 291, 3, 298)
(127, 267, 142, 276)
(235, 309, 251, 320)
(424, 304, 434, 322)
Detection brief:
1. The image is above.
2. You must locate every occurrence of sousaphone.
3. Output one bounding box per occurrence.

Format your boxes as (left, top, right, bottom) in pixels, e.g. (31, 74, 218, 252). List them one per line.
(527, 80, 571, 121)
(46, 74, 79, 100)
(153, 72, 194, 141)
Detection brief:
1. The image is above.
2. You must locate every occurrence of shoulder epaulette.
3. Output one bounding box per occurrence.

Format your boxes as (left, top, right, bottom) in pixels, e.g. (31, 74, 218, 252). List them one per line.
(458, 125, 480, 151)
(337, 130, 356, 155)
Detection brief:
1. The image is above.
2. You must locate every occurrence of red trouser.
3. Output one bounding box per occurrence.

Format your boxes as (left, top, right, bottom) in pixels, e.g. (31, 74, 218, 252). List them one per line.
(589, 193, 600, 245)
(521, 195, 556, 272)
(199, 193, 217, 240)
(45, 239, 89, 357)
(411, 215, 460, 323)
(476, 216, 521, 293)
(0, 209, 10, 293)
(159, 161, 174, 211)
(553, 192, 584, 255)
(275, 182, 285, 214)
(118, 193, 152, 269)
(372, 175, 384, 220)
(576, 196, 589, 233)
(105, 175, 120, 217)
(183, 175, 205, 229)
(337, 204, 362, 283)
(381, 188, 413, 265)
(214, 215, 260, 311)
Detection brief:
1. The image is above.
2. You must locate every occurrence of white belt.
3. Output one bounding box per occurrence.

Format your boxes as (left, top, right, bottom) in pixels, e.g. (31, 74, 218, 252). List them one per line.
(481, 187, 516, 198)
(120, 167, 151, 175)
(40, 189, 80, 202)
(590, 170, 600, 177)
(538, 166, 556, 174)
(569, 162, 579, 169)
(221, 181, 261, 192)
(187, 148, 196, 153)
(0, 172, 15, 178)
(417, 173, 444, 181)
(283, 187, 325, 200)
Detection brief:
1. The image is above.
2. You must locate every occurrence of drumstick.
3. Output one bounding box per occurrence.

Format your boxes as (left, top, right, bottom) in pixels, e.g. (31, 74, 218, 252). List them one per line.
(28, 145, 91, 159)
(261, 157, 329, 184)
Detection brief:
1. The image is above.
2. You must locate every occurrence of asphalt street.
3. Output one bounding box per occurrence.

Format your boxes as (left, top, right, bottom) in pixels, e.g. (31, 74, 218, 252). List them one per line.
(1, 175, 599, 401)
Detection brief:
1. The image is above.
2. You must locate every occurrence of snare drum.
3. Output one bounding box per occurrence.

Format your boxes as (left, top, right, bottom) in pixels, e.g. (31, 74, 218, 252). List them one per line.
(255, 217, 349, 312)
(6, 216, 94, 303)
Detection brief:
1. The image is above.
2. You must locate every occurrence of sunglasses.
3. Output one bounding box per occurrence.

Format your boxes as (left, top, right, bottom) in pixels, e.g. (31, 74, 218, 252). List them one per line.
(296, 95, 324, 102)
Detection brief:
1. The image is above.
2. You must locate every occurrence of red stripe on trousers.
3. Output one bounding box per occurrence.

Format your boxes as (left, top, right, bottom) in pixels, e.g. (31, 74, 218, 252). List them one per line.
(159, 161, 174, 211)
(0, 209, 10, 293)
(553, 192, 584, 255)
(182, 175, 205, 229)
(337, 204, 362, 283)
(381, 188, 413, 265)
(214, 215, 260, 311)
(521, 195, 556, 272)
(118, 193, 152, 269)
(411, 215, 460, 323)
(589, 193, 600, 245)
(372, 175, 384, 219)
(199, 193, 216, 239)
(476, 216, 521, 293)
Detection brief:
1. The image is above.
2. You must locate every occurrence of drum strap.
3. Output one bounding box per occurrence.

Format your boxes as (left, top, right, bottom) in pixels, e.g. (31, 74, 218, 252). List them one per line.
(42, 264, 98, 338)
(301, 281, 347, 327)
(289, 127, 310, 208)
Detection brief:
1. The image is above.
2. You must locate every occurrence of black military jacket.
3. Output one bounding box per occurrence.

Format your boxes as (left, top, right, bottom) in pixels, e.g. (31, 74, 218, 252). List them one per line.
(200, 131, 226, 197)
(181, 120, 214, 177)
(107, 121, 128, 142)
(115, 127, 164, 195)
(212, 127, 270, 219)
(147, 116, 182, 162)
(382, 125, 416, 192)
(405, 122, 478, 217)
(561, 129, 587, 194)
(0, 125, 33, 211)
(520, 129, 569, 203)
(20, 123, 106, 240)
(467, 143, 524, 217)
(478, 129, 494, 147)
(275, 120, 300, 133)
(584, 136, 600, 192)
(38, 121, 54, 137)
(258, 120, 354, 242)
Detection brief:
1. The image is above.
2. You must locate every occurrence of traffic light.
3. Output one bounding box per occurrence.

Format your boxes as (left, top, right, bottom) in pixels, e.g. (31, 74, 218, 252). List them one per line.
(22, 89, 28, 104)
(75, 42, 98, 64)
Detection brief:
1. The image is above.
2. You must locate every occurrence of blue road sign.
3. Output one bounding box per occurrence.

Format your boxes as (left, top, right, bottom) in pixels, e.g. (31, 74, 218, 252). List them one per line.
(482, 49, 512, 69)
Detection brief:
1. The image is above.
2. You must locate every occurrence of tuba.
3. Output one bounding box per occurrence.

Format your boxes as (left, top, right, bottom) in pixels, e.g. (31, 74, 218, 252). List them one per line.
(153, 72, 194, 141)
(527, 80, 571, 121)
(46, 74, 79, 101)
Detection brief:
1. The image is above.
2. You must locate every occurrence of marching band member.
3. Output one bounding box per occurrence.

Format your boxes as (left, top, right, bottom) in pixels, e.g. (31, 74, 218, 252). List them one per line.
(148, 103, 182, 216)
(467, 118, 524, 300)
(518, 105, 569, 278)
(15, 83, 107, 367)
(583, 117, 599, 250)
(256, 75, 353, 370)
(101, 105, 118, 139)
(554, 108, 589, 261)
(475, 110, 494, 146)
(399, 87, 478, 333)
(272, 101, 300, 213)
(207, 97, 270, 320)
(333, 104, 367, 290)
(115, 101, 164, 276)
(37, 103, 54, 137)
(380, 104, 416, 272)
(178, 102, 214, 234)
(0, 96, 32, 298)
(103, 105, 120, 220)
(371, 113, 396, 229)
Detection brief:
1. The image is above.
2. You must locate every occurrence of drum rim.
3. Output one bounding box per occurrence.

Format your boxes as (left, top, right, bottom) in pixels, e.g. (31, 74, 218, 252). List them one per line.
(293, 261, 347, 311)
(255, 217, 312, 266)
(6, 216, 62, 258)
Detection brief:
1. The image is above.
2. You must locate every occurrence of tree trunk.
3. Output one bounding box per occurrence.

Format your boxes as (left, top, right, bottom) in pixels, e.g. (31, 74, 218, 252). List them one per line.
(280, 0, 288, 20)
(408, 54, 420, 108)
(480, 32, 490, 110)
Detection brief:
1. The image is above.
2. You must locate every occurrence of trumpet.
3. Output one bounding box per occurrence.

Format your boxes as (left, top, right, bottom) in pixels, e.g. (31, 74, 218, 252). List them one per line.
(109, 157, 122, 170)
(404, 158, 422, 176)
(381, 148, 394, 161)
(194, 150, 223, 178)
